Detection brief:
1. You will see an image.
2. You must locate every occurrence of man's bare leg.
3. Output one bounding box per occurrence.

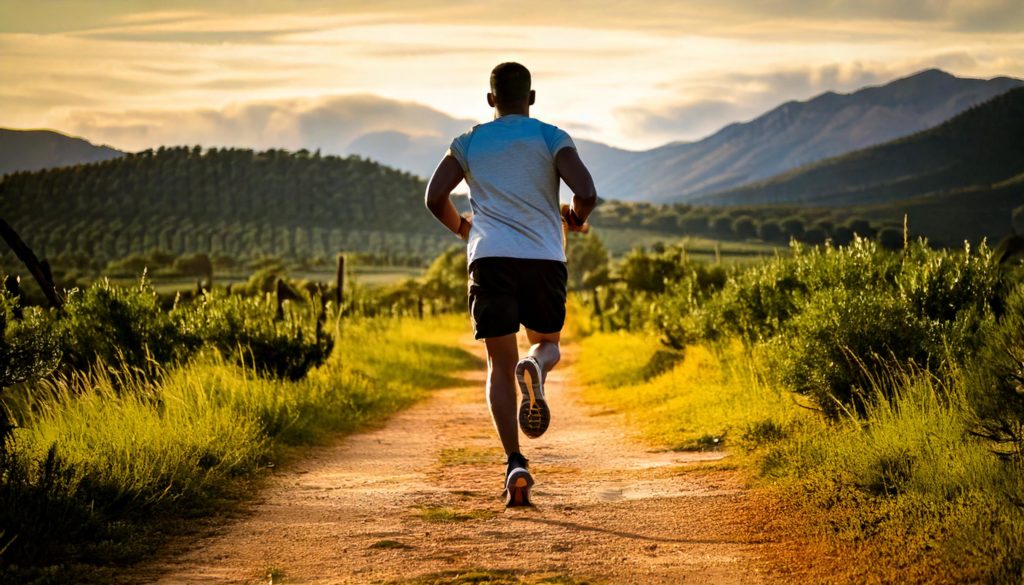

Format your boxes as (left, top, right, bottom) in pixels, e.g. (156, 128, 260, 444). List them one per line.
(525, 329, 560, 381)
(484, 333, 520, 456)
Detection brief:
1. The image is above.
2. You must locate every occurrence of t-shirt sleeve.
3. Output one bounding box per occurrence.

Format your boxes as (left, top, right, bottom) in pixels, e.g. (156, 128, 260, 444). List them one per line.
(542, 124, 575, 157)
(448, 129, 473, 173)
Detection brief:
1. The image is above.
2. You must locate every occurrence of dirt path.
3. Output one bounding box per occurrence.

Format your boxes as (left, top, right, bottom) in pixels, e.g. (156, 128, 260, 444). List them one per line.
(135, 336, 800, 584)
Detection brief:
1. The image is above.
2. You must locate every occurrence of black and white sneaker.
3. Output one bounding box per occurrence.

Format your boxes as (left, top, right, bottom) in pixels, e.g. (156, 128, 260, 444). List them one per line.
(504, 452, 534, 507)
(516, 356, 550, 439)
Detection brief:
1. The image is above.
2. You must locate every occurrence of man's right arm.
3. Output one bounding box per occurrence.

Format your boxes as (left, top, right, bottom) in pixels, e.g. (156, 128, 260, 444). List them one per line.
(555, 148, 597, 230)
(425, 154, 469, 238)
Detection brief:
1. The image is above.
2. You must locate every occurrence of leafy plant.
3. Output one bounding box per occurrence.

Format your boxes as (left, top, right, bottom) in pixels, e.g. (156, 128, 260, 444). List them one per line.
(174, 293, 332, 381)
(59, 277, 198, 376)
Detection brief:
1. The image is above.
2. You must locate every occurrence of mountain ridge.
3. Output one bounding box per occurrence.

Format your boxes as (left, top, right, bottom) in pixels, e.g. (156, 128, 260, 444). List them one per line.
(693, 86, 1024, 207)
(0, 128, 124, 175)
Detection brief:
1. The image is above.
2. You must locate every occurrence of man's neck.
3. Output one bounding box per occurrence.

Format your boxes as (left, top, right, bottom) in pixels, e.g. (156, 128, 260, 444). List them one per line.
(495, 106, 530, 118)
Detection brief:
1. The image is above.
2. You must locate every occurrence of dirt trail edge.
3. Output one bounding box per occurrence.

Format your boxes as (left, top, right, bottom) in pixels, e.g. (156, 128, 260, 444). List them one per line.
(135, 336, 803, 584)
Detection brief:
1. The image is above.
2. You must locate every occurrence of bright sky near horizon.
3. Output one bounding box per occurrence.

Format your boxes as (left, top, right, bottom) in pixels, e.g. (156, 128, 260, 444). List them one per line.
(1, 0, 1023, 151)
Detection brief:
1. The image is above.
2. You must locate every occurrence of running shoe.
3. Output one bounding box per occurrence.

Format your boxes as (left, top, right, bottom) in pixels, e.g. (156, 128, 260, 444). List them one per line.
(505, 452, 534, 507)
(516, 356, 550, 438)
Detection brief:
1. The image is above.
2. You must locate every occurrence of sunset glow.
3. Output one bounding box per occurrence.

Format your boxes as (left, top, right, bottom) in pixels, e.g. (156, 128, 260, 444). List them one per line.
(2, 1, 1022, 150)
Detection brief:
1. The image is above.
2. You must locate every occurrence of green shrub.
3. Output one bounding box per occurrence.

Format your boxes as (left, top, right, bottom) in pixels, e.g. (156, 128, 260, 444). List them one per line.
(898, 241, 1000, 324)
(420, 245, 468, 308)
(696, 267, 805, 343)
(59, 278, 198, 375)
(0, 293, 60, 390)
(566, 232, 611, 290)
(174, 293, 332, 381)
(968, 283, 1024, 452)
(779, 288, 935, 417)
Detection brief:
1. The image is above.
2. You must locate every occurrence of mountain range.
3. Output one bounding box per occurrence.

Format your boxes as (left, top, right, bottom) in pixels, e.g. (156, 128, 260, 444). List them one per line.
(1, 69, 1020, 211)
(593, 69, 1021, 203)
(695, 87, 1024, 207)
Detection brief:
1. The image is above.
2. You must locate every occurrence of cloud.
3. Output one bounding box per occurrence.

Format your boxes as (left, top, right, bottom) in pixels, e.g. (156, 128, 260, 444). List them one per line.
(4, 0, 1023, 37)
(616, 63, 900, 142)
(61, 94, 474, 155)
(617, 100, 751, 143)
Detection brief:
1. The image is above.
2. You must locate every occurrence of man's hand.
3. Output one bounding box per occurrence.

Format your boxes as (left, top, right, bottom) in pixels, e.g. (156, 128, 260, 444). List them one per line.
(457, 213, 473, 240)
(561, 204, 589, 233)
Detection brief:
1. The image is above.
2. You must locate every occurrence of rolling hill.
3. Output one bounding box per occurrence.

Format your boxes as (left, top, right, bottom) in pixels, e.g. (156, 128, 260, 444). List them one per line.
(0, 146, 453, 268)
(694, 87, 1024, 209)
(0, 128, 124, 175)
(596, 69, 1021, 203)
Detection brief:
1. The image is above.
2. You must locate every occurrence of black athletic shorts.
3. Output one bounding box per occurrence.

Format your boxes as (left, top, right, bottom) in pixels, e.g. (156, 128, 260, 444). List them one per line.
(468, 257, 568, 340)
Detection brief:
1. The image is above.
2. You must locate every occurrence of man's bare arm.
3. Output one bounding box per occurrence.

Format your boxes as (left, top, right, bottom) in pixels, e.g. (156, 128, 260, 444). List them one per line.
(425, 154, 469, 237)
(555, 148, 598, 227)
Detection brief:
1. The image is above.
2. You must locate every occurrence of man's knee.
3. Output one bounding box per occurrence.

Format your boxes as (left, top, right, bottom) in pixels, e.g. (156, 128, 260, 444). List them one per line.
(526, 328, 560, 345)
(487, 360, 516, 382)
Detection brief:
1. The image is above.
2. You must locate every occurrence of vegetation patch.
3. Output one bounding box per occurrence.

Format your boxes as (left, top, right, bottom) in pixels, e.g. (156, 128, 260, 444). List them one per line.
(415, 506, 495, 523)
(575, 235, 1024, 582)
(0, 292, 473, 581)
(391, 569, 592, 585)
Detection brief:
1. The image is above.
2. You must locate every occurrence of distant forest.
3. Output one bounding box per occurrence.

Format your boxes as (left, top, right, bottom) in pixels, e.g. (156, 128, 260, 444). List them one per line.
(2, 144, 1019, 281)
(0, 146, 448, 272)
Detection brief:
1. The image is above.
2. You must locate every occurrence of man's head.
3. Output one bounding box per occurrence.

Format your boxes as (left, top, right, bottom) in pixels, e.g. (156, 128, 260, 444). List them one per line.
(488, 62, 535, 112)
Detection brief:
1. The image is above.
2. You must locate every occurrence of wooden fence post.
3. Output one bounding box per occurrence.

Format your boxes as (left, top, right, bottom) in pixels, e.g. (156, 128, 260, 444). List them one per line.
(335, 253, 345, 308)
(591, 288, 603, 331)
(275, 278, 300, 321)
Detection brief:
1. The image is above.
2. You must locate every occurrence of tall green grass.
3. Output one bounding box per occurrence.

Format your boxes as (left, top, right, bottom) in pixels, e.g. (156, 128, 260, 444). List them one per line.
(0, 314, 478, 579)
(576, 333, 801, 452)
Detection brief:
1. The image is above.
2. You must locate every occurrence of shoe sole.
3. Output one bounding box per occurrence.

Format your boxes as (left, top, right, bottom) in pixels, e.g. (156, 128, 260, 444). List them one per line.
(516, 359, 550, 439)
(505, 467, 534, 507)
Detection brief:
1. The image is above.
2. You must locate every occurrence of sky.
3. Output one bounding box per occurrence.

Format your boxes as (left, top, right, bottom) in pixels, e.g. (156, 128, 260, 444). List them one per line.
(1, 0, 1023, 151)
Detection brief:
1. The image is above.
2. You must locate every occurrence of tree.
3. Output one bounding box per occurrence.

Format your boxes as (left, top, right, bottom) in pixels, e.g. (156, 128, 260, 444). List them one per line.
(422, 245, 468, 308)
(677, 213, 709, 235)
(566, 232, 611, 290)
(832, 225, 855, 246)
(711, 215, 734, 238)
(732, 216, 757, 239)
(780, 217, 805, 240)
(757, 221, 783, 243)
(803, 227, 827, 245)
(878, 227, 904, 250)
(847, 218, 873, 237)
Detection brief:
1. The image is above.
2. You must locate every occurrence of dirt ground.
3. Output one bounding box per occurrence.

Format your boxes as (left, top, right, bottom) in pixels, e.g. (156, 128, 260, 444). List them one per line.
(129, 336, 818, 584)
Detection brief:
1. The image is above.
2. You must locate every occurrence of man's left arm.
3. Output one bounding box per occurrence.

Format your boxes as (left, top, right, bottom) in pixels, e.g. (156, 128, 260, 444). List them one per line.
(425, 154, 470, 239)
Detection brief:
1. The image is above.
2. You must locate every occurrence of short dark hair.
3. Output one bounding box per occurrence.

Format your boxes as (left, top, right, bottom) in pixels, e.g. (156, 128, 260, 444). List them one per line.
(490, 62, 531, 105)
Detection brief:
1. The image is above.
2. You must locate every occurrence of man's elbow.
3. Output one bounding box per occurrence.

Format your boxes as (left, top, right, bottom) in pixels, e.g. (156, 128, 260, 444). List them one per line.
(577, 183, 598, 206)
(424, 189, 446, 215)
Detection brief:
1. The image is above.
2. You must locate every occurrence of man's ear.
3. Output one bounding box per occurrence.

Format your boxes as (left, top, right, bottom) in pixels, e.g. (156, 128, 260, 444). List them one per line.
(487, 92, 496, 108)
(528, 90, 536, 106)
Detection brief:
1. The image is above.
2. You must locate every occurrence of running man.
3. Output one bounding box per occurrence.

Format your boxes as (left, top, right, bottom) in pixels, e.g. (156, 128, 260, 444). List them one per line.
(425, 62, 598, 507)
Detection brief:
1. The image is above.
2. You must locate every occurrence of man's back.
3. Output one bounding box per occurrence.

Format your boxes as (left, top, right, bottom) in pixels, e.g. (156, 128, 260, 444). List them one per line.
(449, 114, 574, 264)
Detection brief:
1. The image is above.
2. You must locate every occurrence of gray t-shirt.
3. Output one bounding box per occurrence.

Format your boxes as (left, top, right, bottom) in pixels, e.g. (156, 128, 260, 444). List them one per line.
(449, 114, 575, 264)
